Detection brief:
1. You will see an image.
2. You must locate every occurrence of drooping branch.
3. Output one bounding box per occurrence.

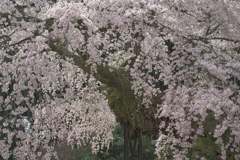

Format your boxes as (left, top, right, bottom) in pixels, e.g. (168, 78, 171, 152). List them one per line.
(47, 37, 131, 90)
(47, 37, 167, 134)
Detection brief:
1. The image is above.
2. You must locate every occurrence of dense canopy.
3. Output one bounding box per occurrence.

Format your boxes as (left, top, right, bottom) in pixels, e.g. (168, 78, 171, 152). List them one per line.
(0, 0, 240, 159)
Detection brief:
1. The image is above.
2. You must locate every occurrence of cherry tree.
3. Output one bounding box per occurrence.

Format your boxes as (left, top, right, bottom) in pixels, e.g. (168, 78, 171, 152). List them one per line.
(0, 1, 116, 159)
(0, 0, 240, 159)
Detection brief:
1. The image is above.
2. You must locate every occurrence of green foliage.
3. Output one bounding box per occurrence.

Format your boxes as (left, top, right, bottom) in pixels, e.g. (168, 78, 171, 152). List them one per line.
(97, 124, 124, 160)
(55, 124, 158, 160)
(97, 123, 158, 160)
(190, 134, 221, 159)
(186, 113, 236, 160)
(54, 143, 97, 160)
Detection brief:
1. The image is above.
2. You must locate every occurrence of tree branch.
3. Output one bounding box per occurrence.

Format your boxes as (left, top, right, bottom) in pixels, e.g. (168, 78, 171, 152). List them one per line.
(47, 38, 132, 91)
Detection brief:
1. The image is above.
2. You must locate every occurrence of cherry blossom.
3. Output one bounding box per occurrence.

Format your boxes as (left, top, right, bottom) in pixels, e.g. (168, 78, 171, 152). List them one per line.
(0, 0, 239, 159)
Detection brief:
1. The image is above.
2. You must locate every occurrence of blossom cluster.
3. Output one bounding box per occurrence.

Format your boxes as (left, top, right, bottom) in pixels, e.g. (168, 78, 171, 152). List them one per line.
(0, 0, 239, 159)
